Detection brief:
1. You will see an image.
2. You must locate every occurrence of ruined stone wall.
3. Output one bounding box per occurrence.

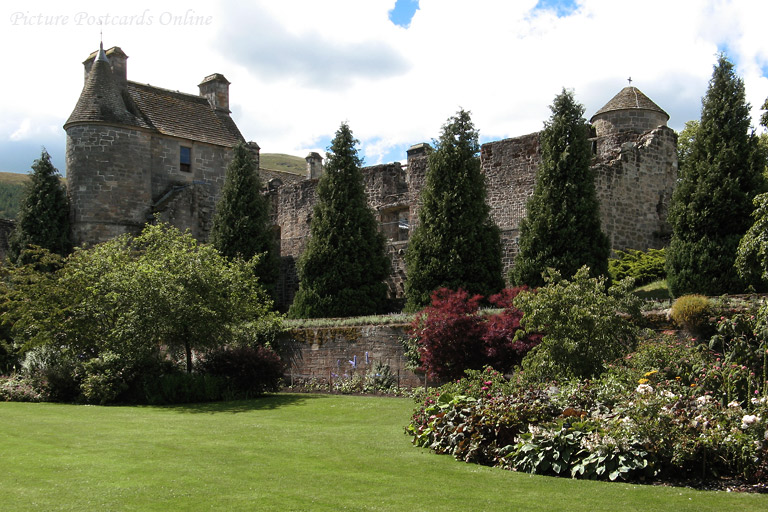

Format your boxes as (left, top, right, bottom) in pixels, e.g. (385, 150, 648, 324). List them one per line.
(405, 145, 430, 230)
(271, 115, 676, 309)
(481, 133, 541, 275)
(593, 110, 670, 157)
(280, 324, 422, 388)
(67, 124, 153, 245)
(594, 125, 677, 251)
(273, 163, 411, 310)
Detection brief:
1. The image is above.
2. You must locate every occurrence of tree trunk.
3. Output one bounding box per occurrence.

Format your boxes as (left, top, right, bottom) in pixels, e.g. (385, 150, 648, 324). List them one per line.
(185, 341, 193, 373)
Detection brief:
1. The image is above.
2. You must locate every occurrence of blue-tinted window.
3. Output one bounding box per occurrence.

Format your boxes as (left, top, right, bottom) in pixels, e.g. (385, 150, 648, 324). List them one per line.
(180, 146, 191, 172)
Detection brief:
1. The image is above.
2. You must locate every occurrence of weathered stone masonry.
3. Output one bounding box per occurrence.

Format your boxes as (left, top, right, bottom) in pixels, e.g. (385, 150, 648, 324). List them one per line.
(64, 46, 677, 312)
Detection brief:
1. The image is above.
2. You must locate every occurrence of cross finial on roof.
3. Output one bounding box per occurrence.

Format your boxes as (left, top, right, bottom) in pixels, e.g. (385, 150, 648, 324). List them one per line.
(627, 76, 633, 86)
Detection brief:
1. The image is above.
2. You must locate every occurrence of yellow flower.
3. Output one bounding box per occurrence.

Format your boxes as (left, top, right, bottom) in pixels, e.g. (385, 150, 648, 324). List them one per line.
(638, 378, 650, 384)
(644, 370, 658, 377)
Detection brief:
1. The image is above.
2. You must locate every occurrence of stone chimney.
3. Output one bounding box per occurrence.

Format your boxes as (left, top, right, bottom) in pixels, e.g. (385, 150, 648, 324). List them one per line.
(83, 46, 128, 85)
(305, 152, 323, 179)
(198, 73, 231, 112)
(407, 143, 431, 159)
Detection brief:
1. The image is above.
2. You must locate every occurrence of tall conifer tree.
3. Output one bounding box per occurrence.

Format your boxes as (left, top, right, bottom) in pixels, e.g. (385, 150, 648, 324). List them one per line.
(210, 142, 278, 295)
(8, 149, 71, 263)
(511, 89, 609, 287)
(288, 123, 390, 318)
(404, 109, 504, 310)
(666, 55, 765, 296)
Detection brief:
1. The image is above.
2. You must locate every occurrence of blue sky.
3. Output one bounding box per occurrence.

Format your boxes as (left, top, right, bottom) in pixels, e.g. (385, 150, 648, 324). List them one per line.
(1, 0, 767, 174)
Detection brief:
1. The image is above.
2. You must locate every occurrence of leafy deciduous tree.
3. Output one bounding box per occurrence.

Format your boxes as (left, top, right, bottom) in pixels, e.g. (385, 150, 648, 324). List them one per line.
(7, 222, 279, 378)
(405, 109, 503, 310)
(515, 266, 641, 381)
(408, 287, 541, 382)
(288, 123, 390, 318)
(666, 55, 766, 296)
(8, 149, 71, 263)
(511, 89, 609, 287)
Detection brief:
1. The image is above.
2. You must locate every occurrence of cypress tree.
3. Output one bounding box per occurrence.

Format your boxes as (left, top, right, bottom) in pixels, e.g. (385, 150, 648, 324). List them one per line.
(511, 88, 609, 287)
(666, 55, 766, 296)
(8, 148, 71, 263)
(404, 109, 504, 310)
(210, 142, 279, 295)
(288, 123, 390, 318)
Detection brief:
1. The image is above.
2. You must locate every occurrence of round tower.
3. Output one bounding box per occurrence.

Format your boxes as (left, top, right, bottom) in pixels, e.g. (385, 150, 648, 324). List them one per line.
(590, 85, 669, 139)
(64, 43, 152, 246)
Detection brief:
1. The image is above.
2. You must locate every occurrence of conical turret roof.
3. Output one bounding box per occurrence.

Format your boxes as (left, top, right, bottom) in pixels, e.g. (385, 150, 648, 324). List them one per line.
(65, 45, 148, 129)
(590, 86, 669, 122)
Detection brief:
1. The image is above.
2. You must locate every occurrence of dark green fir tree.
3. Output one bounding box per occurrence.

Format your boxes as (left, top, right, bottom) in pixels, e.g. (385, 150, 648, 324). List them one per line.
(511, 88, 609, 287)
(666, 55, 766, 296)
(288, 123, 390, 318)
(210, 142, 279, 295)
(404, 109, 504, 310)
(8, 148, 71, 263)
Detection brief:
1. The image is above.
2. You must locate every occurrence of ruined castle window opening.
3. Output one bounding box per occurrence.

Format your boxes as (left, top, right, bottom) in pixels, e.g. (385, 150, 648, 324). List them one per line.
(380, 207, 410, 241)
(180, 146, 192, 173)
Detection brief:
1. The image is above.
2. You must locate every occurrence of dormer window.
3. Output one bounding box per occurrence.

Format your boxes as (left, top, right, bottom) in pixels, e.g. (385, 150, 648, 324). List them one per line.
(180, 146, 192, 172)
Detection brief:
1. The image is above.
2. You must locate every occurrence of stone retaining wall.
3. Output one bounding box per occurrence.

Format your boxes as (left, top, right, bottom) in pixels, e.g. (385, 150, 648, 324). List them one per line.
(279, 324, 423, 388)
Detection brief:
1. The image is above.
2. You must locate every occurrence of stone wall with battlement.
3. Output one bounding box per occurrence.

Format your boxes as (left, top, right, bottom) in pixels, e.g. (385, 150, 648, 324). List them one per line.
(271, 122, 677, 308)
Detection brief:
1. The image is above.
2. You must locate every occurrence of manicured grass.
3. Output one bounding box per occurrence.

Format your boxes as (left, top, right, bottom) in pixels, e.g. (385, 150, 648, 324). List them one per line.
(1, 395, 766, 511)
(634, 279, 672, 301)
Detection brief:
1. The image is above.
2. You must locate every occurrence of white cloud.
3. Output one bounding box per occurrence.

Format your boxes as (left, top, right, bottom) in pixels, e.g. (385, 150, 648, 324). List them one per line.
(1, 0, 767, 173)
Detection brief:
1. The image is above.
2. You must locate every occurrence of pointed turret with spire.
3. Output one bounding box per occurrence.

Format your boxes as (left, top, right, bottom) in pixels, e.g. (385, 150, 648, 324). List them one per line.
(65, 41, 140, 128)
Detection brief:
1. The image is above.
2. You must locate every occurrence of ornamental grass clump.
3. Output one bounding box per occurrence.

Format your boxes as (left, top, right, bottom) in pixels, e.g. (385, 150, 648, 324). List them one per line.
(670, 294, 713, 338)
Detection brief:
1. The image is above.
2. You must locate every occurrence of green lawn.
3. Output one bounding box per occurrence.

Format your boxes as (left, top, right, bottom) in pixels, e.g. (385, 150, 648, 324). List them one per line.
(1, 395, 766, 511)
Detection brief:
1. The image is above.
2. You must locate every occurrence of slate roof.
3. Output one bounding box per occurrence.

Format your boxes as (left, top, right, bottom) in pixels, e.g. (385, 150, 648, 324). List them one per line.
(591, 86, 669, 121)
(65, 55, 244, 147)
(65, 53, 149, 129)
(125, 82, 244, 147)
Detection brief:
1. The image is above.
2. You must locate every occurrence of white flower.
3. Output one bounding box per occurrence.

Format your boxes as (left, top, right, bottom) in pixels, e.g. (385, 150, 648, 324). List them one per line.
(728, 400, 741, 409)
(741, 414, 761, 430)
(751, 396, 767, 405)
(636, 383, 654, 395)
(662, 390, 677, 399)
(696, 395, 712, 405)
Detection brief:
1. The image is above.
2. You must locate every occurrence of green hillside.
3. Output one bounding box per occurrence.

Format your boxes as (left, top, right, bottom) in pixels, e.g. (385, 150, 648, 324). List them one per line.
(0, 172, 27, 220)
(260, 153, 307, 175)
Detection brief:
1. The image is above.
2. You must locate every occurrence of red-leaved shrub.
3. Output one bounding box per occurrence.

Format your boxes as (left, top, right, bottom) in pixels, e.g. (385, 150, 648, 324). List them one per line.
(410, 288, 541, 382)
